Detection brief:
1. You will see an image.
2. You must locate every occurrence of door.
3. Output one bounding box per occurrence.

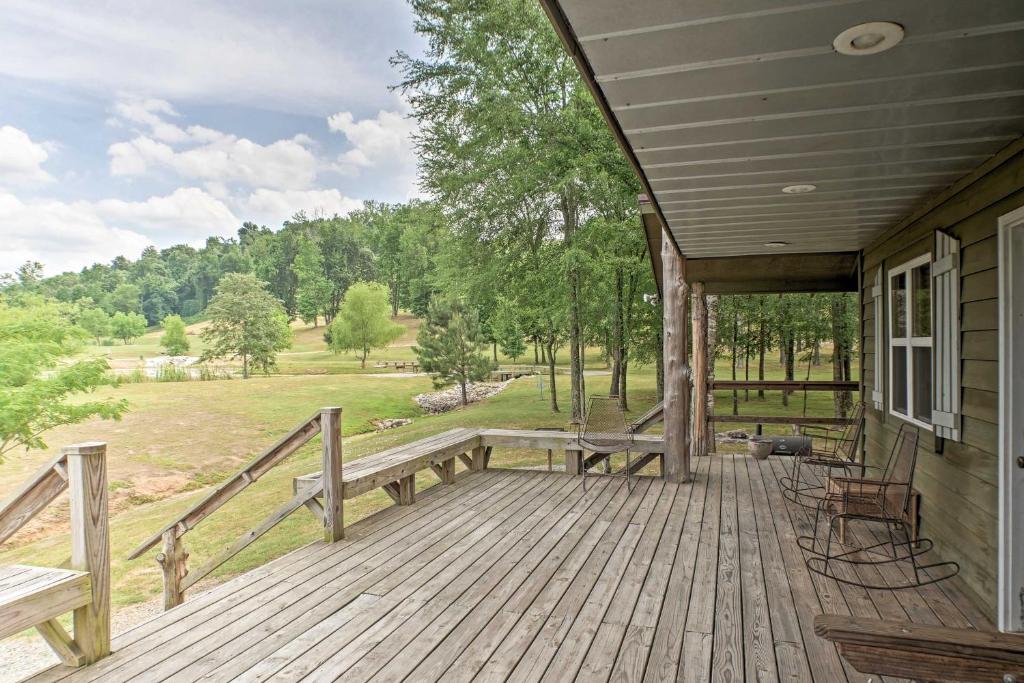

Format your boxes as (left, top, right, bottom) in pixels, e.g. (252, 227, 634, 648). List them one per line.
(999, 205, 1024, 632)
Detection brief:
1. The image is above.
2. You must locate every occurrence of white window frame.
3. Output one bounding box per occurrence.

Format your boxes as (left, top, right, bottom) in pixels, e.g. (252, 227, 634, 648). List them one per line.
(888, 254, 934, 430)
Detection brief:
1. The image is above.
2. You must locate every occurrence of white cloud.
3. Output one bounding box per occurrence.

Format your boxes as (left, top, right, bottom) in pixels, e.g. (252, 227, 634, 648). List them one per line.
(0, 1, 419, 116)
(0, 125, 53, 185)
(328, 108, 420, 198)
(240, 188, 363, 226)
(0, 187, 237, 275)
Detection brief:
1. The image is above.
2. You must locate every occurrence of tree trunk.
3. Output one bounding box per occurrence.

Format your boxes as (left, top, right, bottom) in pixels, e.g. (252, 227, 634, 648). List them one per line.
(546, 334, 559, 413)
(242, 353, 249, 380)
(611, 268, 624, 398)
(391, 280, 399, 318)
(783, 332, 795, 407)
(731, 312, 739, 416)
(460, 378, 468, 406)
(533, 338, 539, 365)
(832, 295, 852, 417)
(757, 317, 766, 399)
(493, 342, 497, 362)
(705, 294, 718, 453)
(560, 190, 583, 422)
(619, 357, 628, 411)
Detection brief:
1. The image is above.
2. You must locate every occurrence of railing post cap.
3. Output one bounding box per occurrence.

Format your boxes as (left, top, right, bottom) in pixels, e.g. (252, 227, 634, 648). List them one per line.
(321, 406, 342, 414)
(62, 441, 107, 456)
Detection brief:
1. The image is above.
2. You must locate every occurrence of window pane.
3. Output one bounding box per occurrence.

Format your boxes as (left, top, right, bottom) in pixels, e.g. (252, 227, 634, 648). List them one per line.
(892, 346, 908, 415)
(912, 263, 931, 337)
(891, 272, 906, 337)
(913, 347, 932, 424)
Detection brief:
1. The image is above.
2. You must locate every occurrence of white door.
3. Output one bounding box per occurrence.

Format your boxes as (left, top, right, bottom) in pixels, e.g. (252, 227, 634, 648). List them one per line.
(999, 205, 1024, 632)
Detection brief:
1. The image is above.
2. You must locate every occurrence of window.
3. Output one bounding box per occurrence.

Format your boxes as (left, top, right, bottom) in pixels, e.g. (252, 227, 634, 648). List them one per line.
(889, 255, 932, 428)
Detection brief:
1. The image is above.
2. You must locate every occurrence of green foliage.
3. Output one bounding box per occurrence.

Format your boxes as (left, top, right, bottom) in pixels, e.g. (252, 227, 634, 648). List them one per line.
(415, 298, 495, 405)
(78, 307, 111, 344)
(160, 314, 190, 355)
(200, 273, 292, 378)
(327, 282, 404, 368)
(293, 238, 332, 326)
(110, 311, 148, 344)
(492, 298, 526, 362)
(0, 301, 126, 459)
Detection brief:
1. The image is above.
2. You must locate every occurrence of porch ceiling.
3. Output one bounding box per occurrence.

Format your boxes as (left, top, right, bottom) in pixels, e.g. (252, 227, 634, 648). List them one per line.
(543, 0, 1024, 258)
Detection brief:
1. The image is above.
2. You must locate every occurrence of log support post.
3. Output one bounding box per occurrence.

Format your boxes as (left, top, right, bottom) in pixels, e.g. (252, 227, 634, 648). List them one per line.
(440, 457, 456, 484)
(156, 528, 188, 611)
(65, 442, 111, 663)
(662, 230, 692, 483)
(320, 407, 344, 543)
(692, 281, 710, 457)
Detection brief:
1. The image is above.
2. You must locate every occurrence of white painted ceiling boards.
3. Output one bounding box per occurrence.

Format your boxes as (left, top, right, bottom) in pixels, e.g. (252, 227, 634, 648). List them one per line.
(551, 0, 1024, 258)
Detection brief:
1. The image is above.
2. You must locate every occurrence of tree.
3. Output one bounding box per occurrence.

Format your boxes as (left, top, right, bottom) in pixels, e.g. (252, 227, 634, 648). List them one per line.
(160, 314, 190, 356)
(293, 239, 332, 326)
(78, 307, 111, 344)
(492, 298, 526, 362)
(0, 301, 126, 460)
(200, 273, 292, 378)
(415, 298, 495, 405)
(327, 282, 404, 368)
(110, 311, 147, 344)
(105, 282, 141, 314)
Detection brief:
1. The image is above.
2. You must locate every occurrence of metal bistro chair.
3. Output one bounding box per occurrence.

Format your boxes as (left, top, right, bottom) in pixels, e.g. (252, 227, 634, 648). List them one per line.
(798, 423, 959, 590)
(779, 401, 866, 511)
(578, 395, 635, 492)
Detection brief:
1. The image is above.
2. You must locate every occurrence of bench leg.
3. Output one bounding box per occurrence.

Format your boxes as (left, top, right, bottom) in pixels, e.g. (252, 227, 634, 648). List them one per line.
(399, 475, 416, 505)
(36, 619, 86, 667)
(471, 446, 487, 472)
(458, 453, 474, 469)
(442, 457, 456, 484)
(565, 449, 583, 475)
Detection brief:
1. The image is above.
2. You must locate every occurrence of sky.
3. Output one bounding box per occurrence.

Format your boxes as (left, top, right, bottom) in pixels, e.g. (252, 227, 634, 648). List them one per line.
(0, 0, 427, 276)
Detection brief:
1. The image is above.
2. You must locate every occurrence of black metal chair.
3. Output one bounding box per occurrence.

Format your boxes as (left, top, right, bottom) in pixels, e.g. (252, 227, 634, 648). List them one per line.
(779, 401, 866, 511)
(577, 395, 634, 492)
(798, 423, 959, 590)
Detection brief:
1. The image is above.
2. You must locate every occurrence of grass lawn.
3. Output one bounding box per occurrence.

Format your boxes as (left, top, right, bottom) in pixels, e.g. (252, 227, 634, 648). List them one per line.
(3, 314, 859, 612)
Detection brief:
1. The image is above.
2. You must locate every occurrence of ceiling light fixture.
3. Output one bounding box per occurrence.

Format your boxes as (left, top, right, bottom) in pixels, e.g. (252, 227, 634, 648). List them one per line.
(833, 22, 904, 56)
(782, 184, 817, 194)
(764, 241, 790, 248)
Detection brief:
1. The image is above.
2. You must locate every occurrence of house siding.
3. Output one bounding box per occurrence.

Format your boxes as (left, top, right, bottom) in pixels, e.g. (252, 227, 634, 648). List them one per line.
(860, 142, 1024, 620)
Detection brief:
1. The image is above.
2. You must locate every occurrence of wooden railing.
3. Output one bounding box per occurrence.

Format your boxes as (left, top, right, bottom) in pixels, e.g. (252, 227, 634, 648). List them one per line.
(709, 380, 859, 431)
(0, 442, 111, 666)
(128, 408, 343, 609)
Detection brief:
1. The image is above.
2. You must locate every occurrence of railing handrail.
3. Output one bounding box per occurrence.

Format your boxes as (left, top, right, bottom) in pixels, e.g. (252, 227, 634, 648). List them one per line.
(0, 451, 69, 545)
(713, 380, 859, 391)
(127, 409, 323, 561)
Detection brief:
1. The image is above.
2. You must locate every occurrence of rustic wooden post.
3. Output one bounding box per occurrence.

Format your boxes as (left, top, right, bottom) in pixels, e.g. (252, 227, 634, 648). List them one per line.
(320, 407, 344, 542)
(65, 442, 110, 663)
(398, 475, 416, 505)
(564, 449, 583, 475)
(692, 281, 709, 457)
(662, 229, 692, 483)
(440, 457, 456, 484)
(156, 528, 188, 610)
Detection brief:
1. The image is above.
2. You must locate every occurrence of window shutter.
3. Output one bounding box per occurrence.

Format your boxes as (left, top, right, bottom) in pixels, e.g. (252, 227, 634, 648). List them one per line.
(932, 231, 961, 440)
(871, 268, 884, 410)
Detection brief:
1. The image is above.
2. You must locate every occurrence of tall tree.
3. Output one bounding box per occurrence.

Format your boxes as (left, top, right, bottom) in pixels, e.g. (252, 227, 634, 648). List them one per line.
(110, 311, 147, 344)
(160, 314, 190, 356)
(327, 282, 404, 368)
(200, 274, 292, 378)
(78, 307, 111, 344)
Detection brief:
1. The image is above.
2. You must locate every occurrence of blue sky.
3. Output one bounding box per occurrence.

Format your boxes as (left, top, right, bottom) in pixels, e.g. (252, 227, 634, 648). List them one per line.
(0, 0, 427, 275)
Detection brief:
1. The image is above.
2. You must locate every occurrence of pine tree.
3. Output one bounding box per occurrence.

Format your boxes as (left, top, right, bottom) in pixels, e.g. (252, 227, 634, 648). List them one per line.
(414, 298, 495, 406)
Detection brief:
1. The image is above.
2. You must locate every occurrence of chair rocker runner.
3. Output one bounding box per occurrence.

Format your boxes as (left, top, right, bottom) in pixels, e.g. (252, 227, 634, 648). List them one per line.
(798, 424, 959, 590)
(779, 401, 866, 512)
(578, 395, 635, 492)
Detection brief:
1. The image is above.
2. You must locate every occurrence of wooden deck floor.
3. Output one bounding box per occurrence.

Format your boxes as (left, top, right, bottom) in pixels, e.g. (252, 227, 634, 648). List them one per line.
(27, 454, 989, 683)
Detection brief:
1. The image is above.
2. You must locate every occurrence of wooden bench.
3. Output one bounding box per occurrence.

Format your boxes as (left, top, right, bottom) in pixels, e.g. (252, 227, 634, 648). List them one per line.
(814, 614, 1024, 682)
(295, 427, 485, 506)
(0, 443, 110, 666)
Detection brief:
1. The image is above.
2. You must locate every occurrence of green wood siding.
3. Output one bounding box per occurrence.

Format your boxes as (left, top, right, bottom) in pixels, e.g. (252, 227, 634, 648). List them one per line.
(860, 145, 1024, 620)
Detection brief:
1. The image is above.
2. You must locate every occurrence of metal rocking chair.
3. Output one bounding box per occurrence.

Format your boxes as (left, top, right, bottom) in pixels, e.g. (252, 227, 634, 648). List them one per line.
(798, 423, 960, 590)
(779, 401, 866, 512)
(578, 395, 635, 492)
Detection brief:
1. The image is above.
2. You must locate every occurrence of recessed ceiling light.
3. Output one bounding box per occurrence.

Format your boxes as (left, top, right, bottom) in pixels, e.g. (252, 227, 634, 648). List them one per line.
(782, 184, 817, 194)
(834, 22, 904, 56)
(764, 241, 790, 248)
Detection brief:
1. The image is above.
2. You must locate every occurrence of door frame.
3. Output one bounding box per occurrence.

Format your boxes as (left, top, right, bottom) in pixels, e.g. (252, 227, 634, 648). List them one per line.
(998, 204, 1024, 632)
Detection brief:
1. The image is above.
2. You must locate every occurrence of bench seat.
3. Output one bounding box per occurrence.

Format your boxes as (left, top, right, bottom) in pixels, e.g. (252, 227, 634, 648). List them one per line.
(295, 427, 483, 499)
(0, 565, 91, 640)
